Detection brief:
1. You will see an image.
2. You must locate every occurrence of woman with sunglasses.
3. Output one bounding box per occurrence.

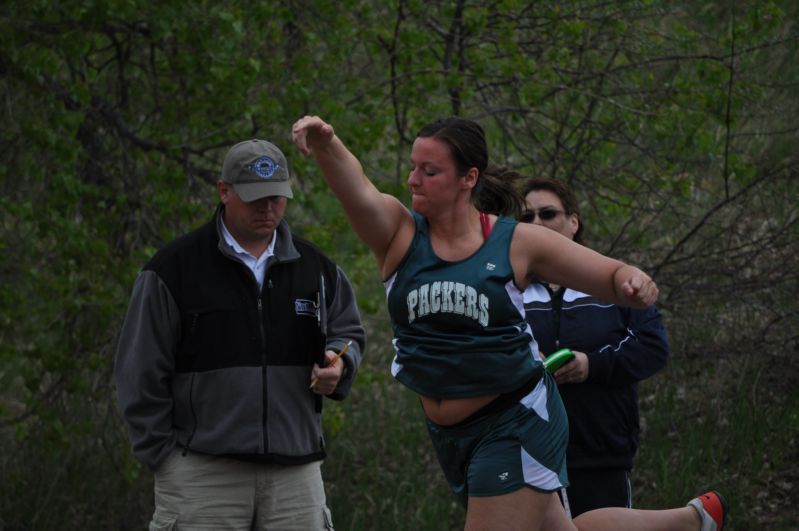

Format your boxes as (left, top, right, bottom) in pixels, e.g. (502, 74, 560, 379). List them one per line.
(291, 114, 725, 531)
(520, 177, 670, 517)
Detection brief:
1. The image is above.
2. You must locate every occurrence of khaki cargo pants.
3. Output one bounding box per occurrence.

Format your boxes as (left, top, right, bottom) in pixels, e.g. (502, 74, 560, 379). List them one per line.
(149, 450, 334, 530)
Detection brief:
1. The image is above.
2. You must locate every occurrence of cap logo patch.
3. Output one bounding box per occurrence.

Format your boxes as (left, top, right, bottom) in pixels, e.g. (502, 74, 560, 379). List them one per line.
(248, 156, 280, 179)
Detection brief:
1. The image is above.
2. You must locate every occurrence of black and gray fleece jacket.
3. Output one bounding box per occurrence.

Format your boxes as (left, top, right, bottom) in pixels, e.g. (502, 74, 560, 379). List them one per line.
(115, 207, 365, 471)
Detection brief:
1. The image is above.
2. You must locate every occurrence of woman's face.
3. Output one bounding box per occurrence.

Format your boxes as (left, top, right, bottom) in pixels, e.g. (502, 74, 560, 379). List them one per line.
(523, 189, 579, 241)
(408, 136, 474, 214)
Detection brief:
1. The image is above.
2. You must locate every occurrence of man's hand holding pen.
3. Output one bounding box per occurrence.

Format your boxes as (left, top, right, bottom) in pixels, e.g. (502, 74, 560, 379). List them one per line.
(309, 340, 352, 394)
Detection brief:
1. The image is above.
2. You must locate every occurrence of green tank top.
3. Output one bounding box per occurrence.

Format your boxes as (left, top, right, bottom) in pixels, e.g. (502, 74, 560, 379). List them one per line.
(385, 211, 541, 399)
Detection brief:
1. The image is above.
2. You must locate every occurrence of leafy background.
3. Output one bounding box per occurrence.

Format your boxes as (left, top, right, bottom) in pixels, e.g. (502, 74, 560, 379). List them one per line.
(1, 1, 797, 529)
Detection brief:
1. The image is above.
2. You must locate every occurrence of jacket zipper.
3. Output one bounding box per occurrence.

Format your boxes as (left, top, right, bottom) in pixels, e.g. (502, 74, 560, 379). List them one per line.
(550, 285, 564, 350)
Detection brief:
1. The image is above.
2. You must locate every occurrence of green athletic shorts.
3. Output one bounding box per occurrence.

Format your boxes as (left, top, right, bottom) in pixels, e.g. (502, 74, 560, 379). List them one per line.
(426, 372, 569, 507)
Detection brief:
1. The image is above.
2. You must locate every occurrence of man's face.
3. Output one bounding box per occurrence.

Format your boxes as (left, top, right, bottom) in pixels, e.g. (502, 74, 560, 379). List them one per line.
(218, 180, 288, 247)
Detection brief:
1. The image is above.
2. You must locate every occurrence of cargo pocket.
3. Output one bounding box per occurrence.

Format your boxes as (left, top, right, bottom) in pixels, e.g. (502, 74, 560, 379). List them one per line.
(148, 512, 177, 531)
(322, 505, 334, 530)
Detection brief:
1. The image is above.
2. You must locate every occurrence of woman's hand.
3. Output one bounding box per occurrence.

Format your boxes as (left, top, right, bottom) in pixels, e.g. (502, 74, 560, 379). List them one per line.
(291, 115, 336, 156)
(616, 266, 659, 308)
(553, 350, 589, 385)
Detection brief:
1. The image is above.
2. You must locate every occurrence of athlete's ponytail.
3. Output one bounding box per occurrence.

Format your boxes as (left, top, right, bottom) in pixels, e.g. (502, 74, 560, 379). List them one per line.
(474, 164, 525, 218)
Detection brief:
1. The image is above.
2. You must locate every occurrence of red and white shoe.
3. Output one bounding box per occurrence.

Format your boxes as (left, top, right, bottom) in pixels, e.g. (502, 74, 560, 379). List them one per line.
(687, 491, 727, 531)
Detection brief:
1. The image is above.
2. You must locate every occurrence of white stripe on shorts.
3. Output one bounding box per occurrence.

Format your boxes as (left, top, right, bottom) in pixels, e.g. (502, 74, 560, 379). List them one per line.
(520, 377, 549, 421)
(521, 447, 562, 491)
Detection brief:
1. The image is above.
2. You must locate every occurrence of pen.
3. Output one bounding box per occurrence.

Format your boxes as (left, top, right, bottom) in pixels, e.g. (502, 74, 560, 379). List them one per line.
(309, 340, 353, 388)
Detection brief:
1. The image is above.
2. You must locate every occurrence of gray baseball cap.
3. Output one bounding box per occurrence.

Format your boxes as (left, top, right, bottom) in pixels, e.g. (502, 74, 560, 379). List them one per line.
(221, 139, 293, 201)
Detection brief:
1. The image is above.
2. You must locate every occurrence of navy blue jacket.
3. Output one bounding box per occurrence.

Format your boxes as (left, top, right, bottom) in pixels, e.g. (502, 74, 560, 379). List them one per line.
(523, 283, 669, 470)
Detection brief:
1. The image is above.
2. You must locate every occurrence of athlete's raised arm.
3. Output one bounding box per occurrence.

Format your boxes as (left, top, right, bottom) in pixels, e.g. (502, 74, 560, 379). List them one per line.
(292, 116, 413, 275)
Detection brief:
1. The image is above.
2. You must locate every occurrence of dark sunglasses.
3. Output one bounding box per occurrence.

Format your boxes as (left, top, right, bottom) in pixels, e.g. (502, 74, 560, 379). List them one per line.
(519, 208, 565, 223)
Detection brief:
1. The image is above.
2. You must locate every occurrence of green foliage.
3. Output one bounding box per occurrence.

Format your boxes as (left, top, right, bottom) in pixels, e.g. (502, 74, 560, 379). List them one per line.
(636, 355, 799, 530)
